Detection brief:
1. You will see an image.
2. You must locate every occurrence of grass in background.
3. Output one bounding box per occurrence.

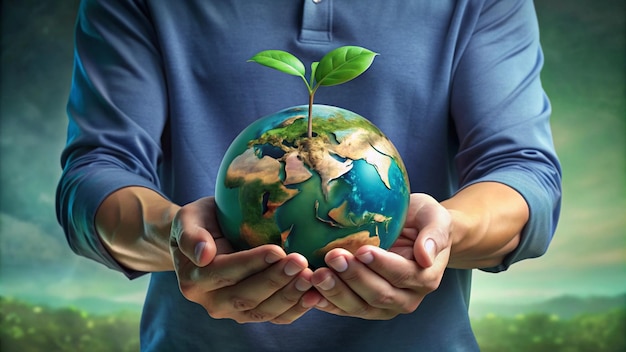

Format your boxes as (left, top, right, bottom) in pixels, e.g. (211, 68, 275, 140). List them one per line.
(1, 297, 624, 352)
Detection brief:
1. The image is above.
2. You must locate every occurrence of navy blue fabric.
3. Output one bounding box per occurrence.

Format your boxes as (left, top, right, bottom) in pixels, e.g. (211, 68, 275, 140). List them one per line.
(56, 0, 562, 350)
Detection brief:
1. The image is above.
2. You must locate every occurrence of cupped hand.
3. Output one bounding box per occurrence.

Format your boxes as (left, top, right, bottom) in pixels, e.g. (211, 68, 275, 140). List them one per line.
(310, 193, 452, 320)
(169, 197, 322, 324)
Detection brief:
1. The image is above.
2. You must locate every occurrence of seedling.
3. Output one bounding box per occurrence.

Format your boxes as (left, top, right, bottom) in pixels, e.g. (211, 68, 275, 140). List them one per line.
(248, 46, 378, 138)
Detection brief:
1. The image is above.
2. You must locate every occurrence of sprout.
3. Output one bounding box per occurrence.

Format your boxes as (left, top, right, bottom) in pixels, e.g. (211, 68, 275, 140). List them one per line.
(248, 46, 378, 138)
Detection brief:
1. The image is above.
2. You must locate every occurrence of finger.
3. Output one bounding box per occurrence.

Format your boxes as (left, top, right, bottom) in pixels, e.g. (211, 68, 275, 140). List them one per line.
(170, 200, 223, 266)
(170, 223, 218, 268)
(265, 270, 318, 324)
(311, 251, 380, 318)
(325, 249, 419, 315)
(181, 245, 287, 293)
(407, 194, 451, 268)
(311, 266, 365, 317)
(299, 287, 325, 310)
(355, 245, 442, 296)
(354, 246, 423, 289)
(415, 236, 438, 268)
(413, 223, 451, 269)
(210, 253, 308, 319)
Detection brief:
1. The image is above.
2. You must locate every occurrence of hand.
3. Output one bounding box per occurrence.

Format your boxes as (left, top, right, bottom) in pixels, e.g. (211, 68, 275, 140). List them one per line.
(169, 197, 321, 324)
(309, 193, 452, 320)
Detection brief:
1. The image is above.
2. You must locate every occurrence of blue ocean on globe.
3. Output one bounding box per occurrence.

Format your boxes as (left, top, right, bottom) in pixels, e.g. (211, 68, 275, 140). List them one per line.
(215, 105, 410, 268)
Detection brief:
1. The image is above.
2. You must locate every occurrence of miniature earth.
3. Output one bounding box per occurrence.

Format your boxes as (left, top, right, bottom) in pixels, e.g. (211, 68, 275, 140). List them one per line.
(215, 105, 410, 268)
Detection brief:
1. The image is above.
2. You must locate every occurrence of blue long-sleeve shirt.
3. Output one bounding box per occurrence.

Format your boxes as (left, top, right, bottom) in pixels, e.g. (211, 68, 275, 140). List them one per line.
(56, 0, 561, 350)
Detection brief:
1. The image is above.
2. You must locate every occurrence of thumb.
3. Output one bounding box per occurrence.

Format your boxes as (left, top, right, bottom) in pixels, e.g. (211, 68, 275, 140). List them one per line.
(410, 196, 451, 268)
(170, 205, 218, 268)
(406, 193, 452, 268)
(414, 234, 437, 268)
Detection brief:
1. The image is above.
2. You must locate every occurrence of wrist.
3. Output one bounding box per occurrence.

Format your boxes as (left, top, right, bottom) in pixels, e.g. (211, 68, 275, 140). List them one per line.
(144, 200, 181, 242)
(96, 186, 180, 271)
(441, 182, 527, 269)
(443, 207, 484, 268)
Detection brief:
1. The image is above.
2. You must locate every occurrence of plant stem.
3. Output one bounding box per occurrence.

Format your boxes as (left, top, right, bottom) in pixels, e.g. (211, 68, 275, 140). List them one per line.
(307, 92, 314, 139)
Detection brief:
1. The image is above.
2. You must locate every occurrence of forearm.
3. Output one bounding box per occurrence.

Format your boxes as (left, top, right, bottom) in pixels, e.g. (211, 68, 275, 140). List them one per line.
(442, 182, 529, 269)
(95, 186, 181, 272)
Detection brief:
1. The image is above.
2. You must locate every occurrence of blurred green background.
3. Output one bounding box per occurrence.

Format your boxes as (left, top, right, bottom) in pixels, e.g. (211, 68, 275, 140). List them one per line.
(1, 0, 624, 350)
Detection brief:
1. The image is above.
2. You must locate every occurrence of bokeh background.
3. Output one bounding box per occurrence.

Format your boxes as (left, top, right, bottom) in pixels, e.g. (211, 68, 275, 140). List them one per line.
(1, 0, 624, 350)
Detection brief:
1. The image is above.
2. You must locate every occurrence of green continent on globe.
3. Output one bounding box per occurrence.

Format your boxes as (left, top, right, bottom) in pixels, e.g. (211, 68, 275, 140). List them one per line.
(215, 105, 410, 268)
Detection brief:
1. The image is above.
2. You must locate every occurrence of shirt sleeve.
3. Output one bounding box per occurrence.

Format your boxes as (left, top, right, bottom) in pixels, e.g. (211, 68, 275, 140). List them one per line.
(55, 0, 166, 279)
(450, 0, 562, 272)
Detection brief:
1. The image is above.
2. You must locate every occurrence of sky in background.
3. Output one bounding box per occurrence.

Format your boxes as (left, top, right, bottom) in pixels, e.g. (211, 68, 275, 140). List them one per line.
(1, 0, 624, 312)
(472, 0, 626, 303)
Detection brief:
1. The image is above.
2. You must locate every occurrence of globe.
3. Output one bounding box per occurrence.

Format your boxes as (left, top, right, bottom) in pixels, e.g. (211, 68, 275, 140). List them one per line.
(215, 105, 410, 268)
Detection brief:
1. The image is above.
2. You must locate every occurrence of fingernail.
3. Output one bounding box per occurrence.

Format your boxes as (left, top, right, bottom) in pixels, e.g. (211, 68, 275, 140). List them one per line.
(194, 242, 206, 263)
(425, 239, 436, 262)
(284, 260, 303, 276)
(316, 298, 329, 308)
(328, 256, 348, 273)
(316, 275, 336, 291)
(295, 278, 311, 292)
(265, 252, 282, 264)
(356, 250, 374, 264)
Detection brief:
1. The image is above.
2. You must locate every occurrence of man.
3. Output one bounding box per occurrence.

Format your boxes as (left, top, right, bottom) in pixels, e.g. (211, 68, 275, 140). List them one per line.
(57, 0, 561, 350)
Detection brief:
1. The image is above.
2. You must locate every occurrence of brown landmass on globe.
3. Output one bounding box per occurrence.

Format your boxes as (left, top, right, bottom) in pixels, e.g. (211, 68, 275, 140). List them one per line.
(223, 113, 404, 256)
(315, 230, 380, 257)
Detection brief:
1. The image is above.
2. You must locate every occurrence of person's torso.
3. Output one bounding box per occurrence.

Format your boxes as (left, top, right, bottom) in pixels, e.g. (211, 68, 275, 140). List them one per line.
(139, 1, 484, 350)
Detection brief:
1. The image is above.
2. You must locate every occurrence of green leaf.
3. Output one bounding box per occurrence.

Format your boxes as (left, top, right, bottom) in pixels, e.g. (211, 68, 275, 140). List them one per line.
(310, 62, 319, 87)
(314, 46, 378, 87)
(248, 50, 306, 78)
